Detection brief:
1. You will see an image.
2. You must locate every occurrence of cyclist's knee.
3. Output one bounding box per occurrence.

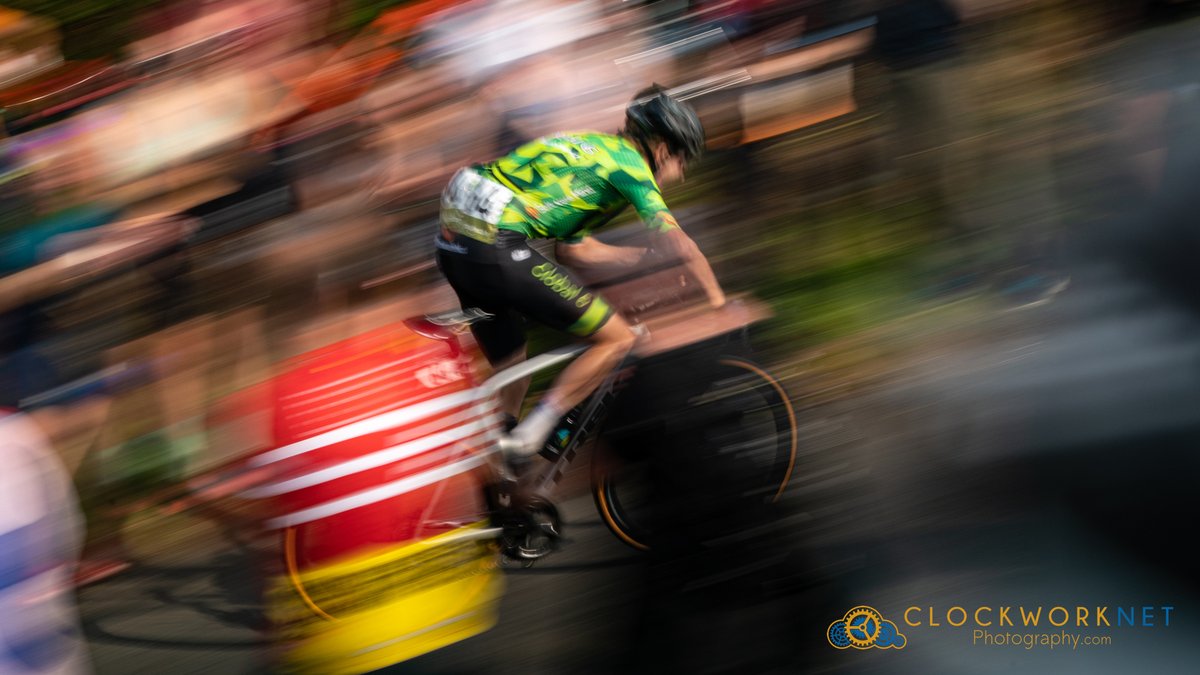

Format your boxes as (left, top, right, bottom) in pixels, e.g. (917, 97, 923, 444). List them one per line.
(591, 315, 636, 356)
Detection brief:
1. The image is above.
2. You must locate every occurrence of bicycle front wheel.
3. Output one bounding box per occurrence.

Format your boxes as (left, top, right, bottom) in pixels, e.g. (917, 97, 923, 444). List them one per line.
(593, 356, 798, 551)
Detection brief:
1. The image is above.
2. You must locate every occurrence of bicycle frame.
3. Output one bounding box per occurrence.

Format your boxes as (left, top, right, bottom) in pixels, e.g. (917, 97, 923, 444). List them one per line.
(480, 341, 634, 503)
(531, 360, 634, 499)
(480, 303, 765, 505)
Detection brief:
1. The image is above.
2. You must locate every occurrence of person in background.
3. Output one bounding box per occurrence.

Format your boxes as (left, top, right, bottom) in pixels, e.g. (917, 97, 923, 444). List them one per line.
(871, 0, 975, 292)
(1, 405, 94, 674)
(871, 0, 1071, 306)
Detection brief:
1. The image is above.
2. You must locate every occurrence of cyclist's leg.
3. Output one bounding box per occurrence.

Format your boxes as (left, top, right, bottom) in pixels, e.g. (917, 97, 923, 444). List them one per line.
(435, 235, 529, 420)
(468, 318, 527, 422)
(502, 315, 635, 456)
(541, 313, 635, 413)
(484, 345, 528, 420)
(495, 241, 636, 455)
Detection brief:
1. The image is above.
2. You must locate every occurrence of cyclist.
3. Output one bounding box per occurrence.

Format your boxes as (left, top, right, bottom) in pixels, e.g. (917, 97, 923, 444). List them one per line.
(435, 85, 726, 458)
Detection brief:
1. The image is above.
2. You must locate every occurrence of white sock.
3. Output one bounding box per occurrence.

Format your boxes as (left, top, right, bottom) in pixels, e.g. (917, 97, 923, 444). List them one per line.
(509, 401, 566, 455)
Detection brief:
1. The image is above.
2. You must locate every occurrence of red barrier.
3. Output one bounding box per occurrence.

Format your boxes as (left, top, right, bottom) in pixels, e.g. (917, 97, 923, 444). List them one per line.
(256, 322, 503, 674)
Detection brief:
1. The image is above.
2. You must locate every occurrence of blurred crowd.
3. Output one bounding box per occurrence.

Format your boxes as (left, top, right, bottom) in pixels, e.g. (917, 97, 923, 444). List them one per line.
(2, 0, 1199, 672)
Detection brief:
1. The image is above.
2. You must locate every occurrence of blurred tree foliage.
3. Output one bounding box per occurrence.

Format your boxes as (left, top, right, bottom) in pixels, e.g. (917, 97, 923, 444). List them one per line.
(339, 0, 416, 32)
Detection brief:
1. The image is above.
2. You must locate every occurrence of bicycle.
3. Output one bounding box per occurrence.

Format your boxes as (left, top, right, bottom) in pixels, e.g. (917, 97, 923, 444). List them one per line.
(243, 254, 800, 675)
(406, 273, 798, 564)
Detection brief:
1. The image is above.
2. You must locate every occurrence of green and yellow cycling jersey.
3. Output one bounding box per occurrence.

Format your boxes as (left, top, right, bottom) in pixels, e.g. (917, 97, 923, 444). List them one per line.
(477, 132, 678, 243)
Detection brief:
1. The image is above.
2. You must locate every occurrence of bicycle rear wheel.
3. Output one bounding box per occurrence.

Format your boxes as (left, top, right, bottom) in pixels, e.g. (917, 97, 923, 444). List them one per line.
(593, 356, 797, 551)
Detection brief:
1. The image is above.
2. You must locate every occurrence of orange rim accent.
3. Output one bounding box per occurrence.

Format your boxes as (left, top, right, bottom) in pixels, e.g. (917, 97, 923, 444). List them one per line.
(717, 358, 798, 502)
(595, 478, 650, 551)
(284, 527, 337, 622)
(594, 359, 797, 548)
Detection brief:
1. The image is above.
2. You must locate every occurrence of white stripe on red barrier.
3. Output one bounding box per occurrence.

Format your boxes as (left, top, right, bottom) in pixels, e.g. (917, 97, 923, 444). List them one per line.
(243, 413, 500, 498)
(280, 368, 420, 412)
(251, 344, 598, 529)
(278, 351, 432, 402)
(252, 389, 483, 468)
(263, 453, 491, 529)
(382, 400, 495, 448)
(302, 397, 429, 438)
(261, 343, 587, 469)
(298, 388, 438, 429)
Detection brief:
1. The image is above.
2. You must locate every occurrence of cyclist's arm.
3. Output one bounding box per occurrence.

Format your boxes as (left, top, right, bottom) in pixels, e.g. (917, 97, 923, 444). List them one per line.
(608, 176, 725, 308)
(652, 225, 726, 309)
(555, 237, 646, 269)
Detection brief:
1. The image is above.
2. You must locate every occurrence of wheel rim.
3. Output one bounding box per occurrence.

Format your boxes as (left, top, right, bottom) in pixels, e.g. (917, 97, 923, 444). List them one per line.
(593, 357, 798, 550)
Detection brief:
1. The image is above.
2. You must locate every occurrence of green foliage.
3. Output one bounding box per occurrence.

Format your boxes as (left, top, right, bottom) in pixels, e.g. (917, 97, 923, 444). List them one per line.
(740, 199, 931, 351)
(338, 0, 418, 32)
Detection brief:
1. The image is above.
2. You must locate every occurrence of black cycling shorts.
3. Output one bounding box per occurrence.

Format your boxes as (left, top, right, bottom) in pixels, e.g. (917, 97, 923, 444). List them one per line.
(434, 229, 614, 364)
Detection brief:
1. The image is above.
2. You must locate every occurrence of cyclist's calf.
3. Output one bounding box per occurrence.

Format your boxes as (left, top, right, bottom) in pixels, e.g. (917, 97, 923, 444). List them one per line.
(548, 314, 635, 411)
(503, 313, 635, 458)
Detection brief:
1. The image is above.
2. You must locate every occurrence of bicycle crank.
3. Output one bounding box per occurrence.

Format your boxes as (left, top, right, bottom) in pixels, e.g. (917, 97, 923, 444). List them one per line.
(499, 499, 562, 567)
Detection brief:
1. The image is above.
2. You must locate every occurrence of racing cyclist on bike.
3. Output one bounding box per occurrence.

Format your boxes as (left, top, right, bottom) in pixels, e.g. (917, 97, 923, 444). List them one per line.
(435, 85, 726, 458)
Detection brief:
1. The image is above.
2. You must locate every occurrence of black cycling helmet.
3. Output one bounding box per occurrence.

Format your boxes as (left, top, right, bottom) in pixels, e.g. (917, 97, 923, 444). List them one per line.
(625, 84, 705, 162)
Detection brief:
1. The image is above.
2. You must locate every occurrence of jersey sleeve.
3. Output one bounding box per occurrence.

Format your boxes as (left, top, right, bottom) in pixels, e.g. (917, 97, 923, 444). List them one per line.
(603, 145, 679, 235)
(561, 231, 588, 245)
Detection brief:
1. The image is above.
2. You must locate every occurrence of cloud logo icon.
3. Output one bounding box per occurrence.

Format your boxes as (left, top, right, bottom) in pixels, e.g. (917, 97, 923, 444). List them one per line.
(875, 619, 906, 648)
(827, 606, 907, 650)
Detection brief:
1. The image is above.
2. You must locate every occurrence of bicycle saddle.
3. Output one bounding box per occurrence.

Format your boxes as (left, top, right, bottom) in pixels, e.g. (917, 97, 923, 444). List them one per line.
(403, 307, 493, 340)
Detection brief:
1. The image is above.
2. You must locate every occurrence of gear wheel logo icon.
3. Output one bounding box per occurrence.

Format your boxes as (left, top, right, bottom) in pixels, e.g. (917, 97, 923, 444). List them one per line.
(844, 606, 882, 647)
(827, 605, 907, 650)
(828, 621, 851, 648)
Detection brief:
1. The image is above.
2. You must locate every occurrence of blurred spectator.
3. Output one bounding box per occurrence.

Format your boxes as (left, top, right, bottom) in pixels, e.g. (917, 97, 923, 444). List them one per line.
(869, 0, 1071, 304)
(869, 0, 982, 288)
(1112, 25, 1200, 200)
(871, 2, 964, 195)
(1098, 21, 1200, 313)
(872, 0, 961, 69)
(0, 407, 91, 674)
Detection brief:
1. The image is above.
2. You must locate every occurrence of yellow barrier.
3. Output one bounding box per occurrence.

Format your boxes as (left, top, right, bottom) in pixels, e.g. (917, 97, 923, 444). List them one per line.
(268, 522, 503, 674)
